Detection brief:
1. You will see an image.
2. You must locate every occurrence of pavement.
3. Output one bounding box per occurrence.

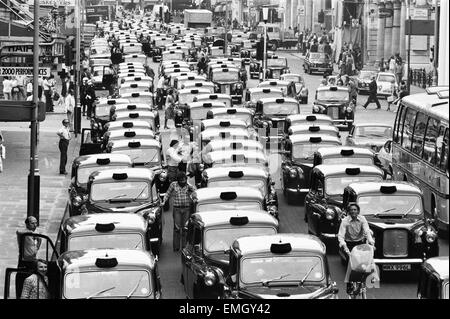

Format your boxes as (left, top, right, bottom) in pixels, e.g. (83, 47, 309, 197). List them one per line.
(0, 112, 86, 295)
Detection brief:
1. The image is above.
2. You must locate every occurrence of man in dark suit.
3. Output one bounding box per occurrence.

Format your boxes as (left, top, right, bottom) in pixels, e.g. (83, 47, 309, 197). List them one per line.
(363, 75, 381, 109)
(61, 75, 75, 98)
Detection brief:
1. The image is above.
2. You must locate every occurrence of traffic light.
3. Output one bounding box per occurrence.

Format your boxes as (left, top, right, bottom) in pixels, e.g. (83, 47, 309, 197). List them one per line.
(71, 38, 77, 65)
(318, 10, 325, 24)
(256, 40, 264, 61)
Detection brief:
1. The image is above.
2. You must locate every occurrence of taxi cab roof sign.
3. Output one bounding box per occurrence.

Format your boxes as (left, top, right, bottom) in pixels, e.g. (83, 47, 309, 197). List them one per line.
(130, 84, 138, 88)
(309, 137, 322, 143)
(191, 90, 199, 94)
(122, 122, 134, 128)
(345, 168, 361, 175)
(209, 95, 218, 99)
(220, 192, 237, 200)
(380, 185, 397, 194)
(219, 121, 231, 127)
(107, 100, 117, 105)
(124, 131, 136, 138)
(306, 115, 317, 121)
(309, 126, 320, 132)
(275, 98, 285, 103)
(195, 83, 203, 87)
(128, 141, 141, 148)
(262, 89, 271, 93)
(96, 158, 111, 165)
(95, 223, 116, 232)
(129, 113, 139, 118)
(127, 105, 137, 110)
(270, 242, 292, 254)
(227, 109, 237, 114)
(340, 149, 355, 156)
(229, 216, 249, 226)
(112, 173, 128, 180)
(131, 93, 140, 97)
(95, 257, 118, 268)
(229, 171, 244, 178)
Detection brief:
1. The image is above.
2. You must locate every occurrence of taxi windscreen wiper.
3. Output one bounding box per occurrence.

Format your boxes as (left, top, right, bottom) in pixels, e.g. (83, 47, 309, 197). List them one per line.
(86, 286, 116, 299)
(261, 273, 291, 287)
(299, 261, 319, 287)
(108, 194, 132, 203)
(132, 186, 149, 201)
(126, 275, 149, 299)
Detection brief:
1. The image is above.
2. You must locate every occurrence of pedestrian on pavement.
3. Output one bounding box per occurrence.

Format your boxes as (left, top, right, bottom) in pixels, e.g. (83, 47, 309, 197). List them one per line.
(363, 75, 381, 110)
(16, 75, 26, 100)
(61, 75, 74, 99)
(26, 79, 33, 97)
(65, 89, 75, 131)
(388, 55, 396, 74)
(10, 77, 19, 101)
(0, 132, 5, 173)
(43, 76, 53, 112)
(80, 77, 88, 116)
(161, 172, 197, 252)
(395, 59, 404, 84)
(57, 119, 71, 175)
(20, 259, 50, 299)
(2, 76, 12, 100)
(166, 140, 184, 183)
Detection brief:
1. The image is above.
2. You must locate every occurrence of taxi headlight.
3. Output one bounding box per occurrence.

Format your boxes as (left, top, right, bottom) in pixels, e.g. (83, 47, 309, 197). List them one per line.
(204, 270, 216, 287)
(345, 106, 353, 113)
(73, 195, 82, 206)
(326, 208, 335, 220)
(425, 230, 437, 243)
(289, 168, 297, 179)
(138, 208, 157, 223)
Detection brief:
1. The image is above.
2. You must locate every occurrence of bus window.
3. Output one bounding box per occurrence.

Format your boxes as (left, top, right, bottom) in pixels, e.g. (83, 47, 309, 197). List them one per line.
(438, 128, 449, 172)
(394, 104, 406, 143)
(401, 108, 417, 151)
(411, 112, 427, 157)
(423, 117, 440, 165)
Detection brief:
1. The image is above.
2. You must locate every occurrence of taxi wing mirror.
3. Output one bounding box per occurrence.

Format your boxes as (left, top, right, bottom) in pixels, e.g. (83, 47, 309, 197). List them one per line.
(193, 244, 202, 255)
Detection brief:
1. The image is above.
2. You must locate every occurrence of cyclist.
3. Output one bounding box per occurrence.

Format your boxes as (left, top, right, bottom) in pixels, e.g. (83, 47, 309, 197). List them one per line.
(338, 203, 375, 296)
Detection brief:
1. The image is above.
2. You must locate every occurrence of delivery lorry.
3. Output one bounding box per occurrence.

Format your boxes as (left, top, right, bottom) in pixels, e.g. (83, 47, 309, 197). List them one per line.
(184, 9, 212, 28)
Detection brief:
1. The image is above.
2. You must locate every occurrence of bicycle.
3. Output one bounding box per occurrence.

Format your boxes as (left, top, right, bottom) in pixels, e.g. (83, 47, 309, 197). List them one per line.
(344, 244, 377, 299)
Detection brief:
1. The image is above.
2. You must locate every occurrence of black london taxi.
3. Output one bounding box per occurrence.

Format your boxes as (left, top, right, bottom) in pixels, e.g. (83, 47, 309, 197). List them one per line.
(182, 101, 229, 130)
(341, 182, 439, 270)
(265, 56, 289, 80)
(312, 86, 354, 131)
(176, 88, 212, 109)
(223, 234, 339, 299)
(194, 187, 268, 214)
(210, 68, 244, 104)
(107, 139, 163, 170)
(201, 166, 278, 218)
(287, 124, 340, 138)
(102, 129, 157, 150)
(281, 135, 342, 205)
(209, 107, 253, 126)
(240, 39, 257, 64)
(181, 210, 279, 299)
(91, 98, 130, 143)
(303, 52, 333, 75)
(172, 74, 206, 90)
(110, 103, 153, 118)
(201, 119, 249, 132)
(84, 168, 163, 253)
(304, 165, 384, 241)
(418, 257, 449, 299)
(244, 87, 284, 110)
(280, 73, 309, 104)
(346, 123, 393, 153)
(68, 154, 133, 217)
(258, 80, 298, 99)
(60, 213, 151, 254)
(161, 49, 185, 63)
(285, 114, 334, 134)
(5, 247, 162, 299)
(119, 83, 152, 95)
(182, 81, 215, 93)
(151, 37, 173, 62)
(119, 92, 155, 110)
(313, 146, 379, 168)
(104, 120, 152, 133)
(112, 110, 159, 133)
(254, 97, 300, 147)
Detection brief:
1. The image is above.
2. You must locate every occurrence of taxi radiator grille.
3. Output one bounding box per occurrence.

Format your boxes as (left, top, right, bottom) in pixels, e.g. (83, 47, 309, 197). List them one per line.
(327, 107, 339, 119)
(383, 229, 408, 257)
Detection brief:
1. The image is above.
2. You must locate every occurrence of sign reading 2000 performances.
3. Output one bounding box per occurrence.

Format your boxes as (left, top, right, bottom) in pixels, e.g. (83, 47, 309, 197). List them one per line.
(0, 67, 51, 77)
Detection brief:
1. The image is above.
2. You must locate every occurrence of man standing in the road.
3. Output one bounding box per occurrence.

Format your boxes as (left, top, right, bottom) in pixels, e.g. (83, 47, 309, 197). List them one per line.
(56, 119, 71, 175)
(166, 140, 184, 183)
(161, 172, 197, 252)
(362, 75, 381, 110)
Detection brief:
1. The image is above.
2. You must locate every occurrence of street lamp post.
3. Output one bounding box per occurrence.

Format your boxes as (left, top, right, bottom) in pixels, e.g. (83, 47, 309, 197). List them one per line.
(224, 0, 230, 55)
(407, 0, 412, 93)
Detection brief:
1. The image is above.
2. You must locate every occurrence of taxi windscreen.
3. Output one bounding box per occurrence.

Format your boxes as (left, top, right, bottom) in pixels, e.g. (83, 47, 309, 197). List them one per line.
(91, 181, 150, 201)
(95, 105, 112, 118)
(191, 107, 222, 121)
(267, 59, 287, 68)
(354, 126, 392, 138)
(68, 233, 145, 251)
(378, 74, 396, 83)
(163, 52, 184, 61)
(358, 195, 423, 216)
(178, 93, 198, 105)
(204, 227, 276, 254)
(112, 148, 160, 165)
(293, 143, 339, 161)
(214, 113, 252, 125)
(325, 176, 383, 196)
(212, 71, 239, 82)
(77, 165, 130, 185)
(263, 102, 299, 115)
(208, 179, 266, 196)
(240, 256, 324, 285)
(64, 270, 152, 299)
(251, 91, 283, 102)
(197, 201, 262, 212)
(316, 90, 349, 101)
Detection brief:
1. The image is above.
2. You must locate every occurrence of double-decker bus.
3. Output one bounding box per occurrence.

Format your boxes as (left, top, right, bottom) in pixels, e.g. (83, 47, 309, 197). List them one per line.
(392, 86, 449, 234)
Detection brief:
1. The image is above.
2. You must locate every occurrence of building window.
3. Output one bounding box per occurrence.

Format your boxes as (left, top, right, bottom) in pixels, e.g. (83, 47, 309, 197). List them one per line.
(325, 0, 332, 10)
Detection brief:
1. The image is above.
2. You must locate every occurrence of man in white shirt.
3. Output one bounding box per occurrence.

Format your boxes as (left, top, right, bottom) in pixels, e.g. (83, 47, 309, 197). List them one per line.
(2, 77, 12, 100)
(56, 119, 71, 175)
(166, 140, 183, 183)
(65, 89, 75, 131)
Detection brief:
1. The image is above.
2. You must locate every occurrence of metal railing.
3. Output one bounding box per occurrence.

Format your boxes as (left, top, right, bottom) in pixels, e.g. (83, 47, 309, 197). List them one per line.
(409, 68, 435, 89)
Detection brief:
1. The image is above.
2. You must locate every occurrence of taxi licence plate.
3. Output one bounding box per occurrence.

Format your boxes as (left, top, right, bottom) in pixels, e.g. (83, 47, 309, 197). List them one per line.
(382, 264, 411, 271)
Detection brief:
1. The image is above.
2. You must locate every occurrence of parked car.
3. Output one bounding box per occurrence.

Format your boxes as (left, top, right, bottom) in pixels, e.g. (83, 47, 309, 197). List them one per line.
(341, 182, 440, 271)
(313, 146, 379, 168)
(280, 73, 309, 104)
(68, 154, 133, 216)
(244, 87, 284, 110)
(304, 165, 384, 241)
(354, 70, 377, 94)
(265, 56, 289, 80)
(282, 135, 342, 205)
(181, 210, 279, 299)
(285, 114, 334, 134)
(376, 72, 398, 98)
(346, 123, 393, 153)
(312, 86, 354, 130)
(223, 234, 339, 299)
(417, 257, 449, 299)
(303, 52, 333, 75)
